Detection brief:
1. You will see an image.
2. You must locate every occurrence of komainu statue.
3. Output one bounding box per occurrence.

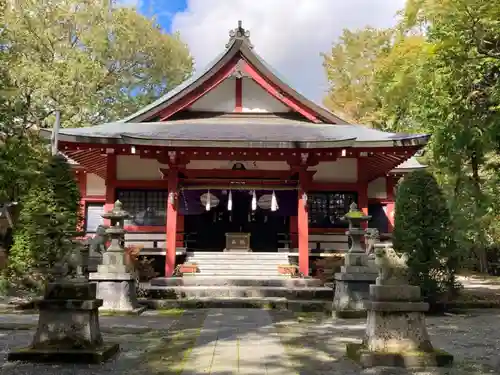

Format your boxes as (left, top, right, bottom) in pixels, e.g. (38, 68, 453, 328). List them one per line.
(364, 228, 380, 255)
(374, 246, 409, 285)
(86, 225, 109, 256)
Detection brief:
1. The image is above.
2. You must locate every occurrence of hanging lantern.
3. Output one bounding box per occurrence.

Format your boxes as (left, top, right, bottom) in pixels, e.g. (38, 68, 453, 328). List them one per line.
(227, 190, 233, 211)
(251, 190, 257, 211)
(200, 191, 219, 211)
(271, 190, 278, 212)
(257, 194, 272, 210)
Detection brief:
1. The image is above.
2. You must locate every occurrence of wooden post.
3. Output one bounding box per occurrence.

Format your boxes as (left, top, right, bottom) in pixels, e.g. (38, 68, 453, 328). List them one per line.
(297, 171, 309, 276)
(386, 176, 396, 232)
(357, 158, 369, 229)
(165, 168, 178, 277)
(104, 151, 117, 226)
(51, 110, 61, 156)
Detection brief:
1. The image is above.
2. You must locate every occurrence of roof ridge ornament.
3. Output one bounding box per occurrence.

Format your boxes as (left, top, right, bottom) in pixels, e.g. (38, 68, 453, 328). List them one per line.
(226, 20, 253, 49)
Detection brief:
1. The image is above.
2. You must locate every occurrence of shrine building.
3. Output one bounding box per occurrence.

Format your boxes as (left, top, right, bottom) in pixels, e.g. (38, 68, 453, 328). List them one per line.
(43, 22, 428, 278)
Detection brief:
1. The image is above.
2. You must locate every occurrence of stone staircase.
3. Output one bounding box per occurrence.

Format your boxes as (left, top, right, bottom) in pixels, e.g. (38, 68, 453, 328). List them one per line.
(182, 251, 292, 277)
(140, 251, 333, 312)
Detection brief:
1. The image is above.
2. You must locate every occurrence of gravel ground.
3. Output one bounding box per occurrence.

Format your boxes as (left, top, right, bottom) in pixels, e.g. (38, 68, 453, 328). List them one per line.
(270, 309, 500, 375)
(0, 309, 499, 374)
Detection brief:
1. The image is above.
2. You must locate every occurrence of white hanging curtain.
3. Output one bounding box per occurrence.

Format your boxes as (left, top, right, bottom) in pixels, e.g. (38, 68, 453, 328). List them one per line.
(227, 190, 233, 211)
(205, 190, 211, 211)
(251, 190, 257, 211)
(271, 190, 279, 212)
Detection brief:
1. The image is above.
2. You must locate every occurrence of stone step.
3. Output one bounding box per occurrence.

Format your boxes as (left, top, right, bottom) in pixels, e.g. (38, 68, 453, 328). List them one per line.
(186, 252, 289, 257)
(184, 258, 290, 266)
(149, 276, 324, 287)
(194, 271, 284, 276)
(189, 264, 285, 270)
(139, 297, 332, 312)
(143, 285, 333, 300)
(186, 255, 289, 262)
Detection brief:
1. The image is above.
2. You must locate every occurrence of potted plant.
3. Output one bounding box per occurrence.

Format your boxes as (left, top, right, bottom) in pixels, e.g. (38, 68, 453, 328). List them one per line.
(277, 264, 298, 276)
(177, 263, 198, 275)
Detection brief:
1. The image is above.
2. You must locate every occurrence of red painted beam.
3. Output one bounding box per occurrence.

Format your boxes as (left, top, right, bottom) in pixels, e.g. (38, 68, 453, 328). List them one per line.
(157, 56, 240, 121)
(235, 77, 242, 112)
(242, 61, 320, 123)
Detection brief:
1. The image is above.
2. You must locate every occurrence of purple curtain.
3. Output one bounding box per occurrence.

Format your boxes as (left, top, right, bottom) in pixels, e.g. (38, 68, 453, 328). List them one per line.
(178, 189, 297, 216)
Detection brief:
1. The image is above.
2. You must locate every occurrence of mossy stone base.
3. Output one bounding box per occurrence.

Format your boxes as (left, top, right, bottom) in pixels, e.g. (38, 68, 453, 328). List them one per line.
(346, 343, 454, 368)
(7, 342, 120, 364)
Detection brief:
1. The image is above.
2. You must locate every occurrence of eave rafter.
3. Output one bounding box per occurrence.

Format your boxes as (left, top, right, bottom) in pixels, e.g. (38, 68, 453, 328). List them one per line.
(64, 149, 106, 179)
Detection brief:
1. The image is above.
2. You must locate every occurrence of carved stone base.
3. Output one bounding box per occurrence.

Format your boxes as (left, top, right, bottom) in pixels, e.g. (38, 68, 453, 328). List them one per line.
(346, 283, 454, 369)
(333, 272, 377, 318)
(8, 342, 119, 364)
(8, 281, 119, 364)
(89, 272, 145, 314)
(346, 343, 454, 369)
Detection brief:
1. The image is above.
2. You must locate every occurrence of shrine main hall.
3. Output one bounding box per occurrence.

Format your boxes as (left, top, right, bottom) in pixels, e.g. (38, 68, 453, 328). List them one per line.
(43, 22, 428, 278)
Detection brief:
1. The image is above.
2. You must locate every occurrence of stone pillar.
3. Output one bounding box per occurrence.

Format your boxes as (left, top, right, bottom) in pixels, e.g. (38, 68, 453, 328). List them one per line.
(89, 201, 145, 314)
(346, 246, 454, 369)
(8, 254, 119, 363)
(333, 203, 377, 318)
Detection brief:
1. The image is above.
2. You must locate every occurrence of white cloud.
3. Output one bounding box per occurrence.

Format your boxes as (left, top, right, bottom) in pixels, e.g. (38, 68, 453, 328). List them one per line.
(171, 0, 405, 104)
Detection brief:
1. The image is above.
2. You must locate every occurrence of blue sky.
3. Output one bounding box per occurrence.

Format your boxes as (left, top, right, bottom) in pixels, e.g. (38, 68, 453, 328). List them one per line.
(138, 0, 187, 32)
(126, 0, 406, 105)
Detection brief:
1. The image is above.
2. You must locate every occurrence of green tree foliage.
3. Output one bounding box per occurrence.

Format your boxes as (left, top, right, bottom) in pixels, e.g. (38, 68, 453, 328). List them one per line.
(8, 154, 81, 290)
(322, 28, 394, 125)
(393, 170, 458, 303)
(0, 0, 193, 131)
(323, 0, 500, 272)
(0, 0, 193, 229)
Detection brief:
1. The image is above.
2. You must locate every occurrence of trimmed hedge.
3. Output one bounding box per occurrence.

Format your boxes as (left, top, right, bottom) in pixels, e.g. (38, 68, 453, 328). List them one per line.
(393, 169, 459, 304)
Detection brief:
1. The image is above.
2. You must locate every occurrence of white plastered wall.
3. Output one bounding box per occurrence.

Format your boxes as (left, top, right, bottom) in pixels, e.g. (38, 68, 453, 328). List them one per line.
(367, 177, 388, 199)
(189, 77, 235, 112)
(310, 159, 357, 182)
(241, 78, 290, 113)
(116, 155, 168, 180)
(86, 173, 106, 196)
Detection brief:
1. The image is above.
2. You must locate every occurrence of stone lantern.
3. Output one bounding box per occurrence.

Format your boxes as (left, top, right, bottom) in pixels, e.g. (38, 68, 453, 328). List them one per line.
(89, 201, 145, 314)
(332, 202, 378, 318)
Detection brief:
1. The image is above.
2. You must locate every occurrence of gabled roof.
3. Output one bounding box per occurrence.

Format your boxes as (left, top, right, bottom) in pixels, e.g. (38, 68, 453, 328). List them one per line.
(120, 21, 347, 124)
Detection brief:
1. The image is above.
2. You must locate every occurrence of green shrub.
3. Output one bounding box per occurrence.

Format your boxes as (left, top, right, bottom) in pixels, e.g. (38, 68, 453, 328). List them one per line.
(8, 154, 81, 291)
(393, 169, 459, 304)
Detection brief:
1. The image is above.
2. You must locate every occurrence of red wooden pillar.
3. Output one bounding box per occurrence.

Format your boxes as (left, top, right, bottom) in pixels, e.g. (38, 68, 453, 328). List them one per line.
(386, 176, 396, 232)
(165, 168, 178, 277)
(357, 158, 368, 229)
(104, 152, 117, 226)
(297, 171, 309, 276)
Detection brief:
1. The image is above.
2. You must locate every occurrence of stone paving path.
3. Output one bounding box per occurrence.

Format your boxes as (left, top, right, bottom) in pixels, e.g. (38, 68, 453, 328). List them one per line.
(181, 308, 289, 375)
(0, 309, 499, 374)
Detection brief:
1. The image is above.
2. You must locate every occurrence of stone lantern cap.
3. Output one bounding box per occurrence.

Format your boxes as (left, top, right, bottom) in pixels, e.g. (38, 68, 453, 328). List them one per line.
(342, 202, 371, 221)
(101, 200, 130, 221)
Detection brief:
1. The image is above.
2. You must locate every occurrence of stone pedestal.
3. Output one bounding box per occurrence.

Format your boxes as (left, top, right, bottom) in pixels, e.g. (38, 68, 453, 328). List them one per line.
(333, 252, 377, 318)
(346, 264, 453, 368)
(89, 201, 145, 314)
(8, 279, 119, 363)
